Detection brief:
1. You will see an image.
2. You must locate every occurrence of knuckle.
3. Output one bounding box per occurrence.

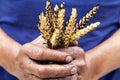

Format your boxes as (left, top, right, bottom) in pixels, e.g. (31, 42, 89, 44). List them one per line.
(78, 48, 85, 53)
(78, 62, 87, 74)
(37, 48, 44, 55)
(37, 68, 45, 78)
(35, 48, 44, 59)
(77, 61, 86, 68)
(19, 61, 26, 69)
(21, 43, 31, 52)
(74, 46, 84, 53)
(71, 47, 81, 54)
(81, 62, 86, 68)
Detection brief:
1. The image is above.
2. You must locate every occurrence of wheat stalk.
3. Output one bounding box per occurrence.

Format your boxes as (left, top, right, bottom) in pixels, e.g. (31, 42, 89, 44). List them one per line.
(38, 1, 100, 48)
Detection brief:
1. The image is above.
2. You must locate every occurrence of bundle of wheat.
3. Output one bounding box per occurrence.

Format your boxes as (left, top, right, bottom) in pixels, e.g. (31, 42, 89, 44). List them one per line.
(38, 0, 100, 48)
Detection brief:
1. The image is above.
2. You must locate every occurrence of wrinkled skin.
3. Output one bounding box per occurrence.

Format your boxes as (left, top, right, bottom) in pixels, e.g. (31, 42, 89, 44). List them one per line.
(58, 46, 88, 80)
(14, 36, 81, 80)
(2, 28, 120, 80)
(32, 36, 88, 80)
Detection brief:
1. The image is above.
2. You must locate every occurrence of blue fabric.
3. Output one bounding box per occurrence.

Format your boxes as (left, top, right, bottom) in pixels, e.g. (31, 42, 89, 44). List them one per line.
(0, 0, 120, 80)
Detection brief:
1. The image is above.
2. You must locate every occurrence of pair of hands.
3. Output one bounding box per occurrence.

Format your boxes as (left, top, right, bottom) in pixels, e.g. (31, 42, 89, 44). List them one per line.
(13, 36, 89, 80)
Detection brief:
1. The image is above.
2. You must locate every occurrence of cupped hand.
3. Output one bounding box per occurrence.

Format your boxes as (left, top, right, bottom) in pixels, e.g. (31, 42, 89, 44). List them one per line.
(13, 36, 78, 80)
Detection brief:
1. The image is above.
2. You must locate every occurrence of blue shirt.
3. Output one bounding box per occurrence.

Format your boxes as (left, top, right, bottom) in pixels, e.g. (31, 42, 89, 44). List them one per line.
(0, 0, 120, 80)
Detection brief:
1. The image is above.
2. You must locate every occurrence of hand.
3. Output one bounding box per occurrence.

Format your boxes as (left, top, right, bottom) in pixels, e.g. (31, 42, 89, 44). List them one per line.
(13, 36, 78, 80)
(58, 46, 88, 80)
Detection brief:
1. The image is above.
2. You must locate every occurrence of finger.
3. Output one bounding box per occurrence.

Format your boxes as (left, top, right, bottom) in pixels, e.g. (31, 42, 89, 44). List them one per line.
(22, 43, 73, 63)
(57, 74, 78, 80)
(25, 74, 78, 80)
(31, 36, 47, 47)
(70, 60, 86, 75)
(23, 61, 77, 79)
(58, 47, 84, 59)
(24, 74, 42, 80)
(24, 74, 78, 80)
(31, 36, 46, 45)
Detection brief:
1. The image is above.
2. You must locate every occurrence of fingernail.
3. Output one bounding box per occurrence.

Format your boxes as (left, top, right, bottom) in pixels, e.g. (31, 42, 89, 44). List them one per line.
(71, 67, 77, 74)
(65, 56, 73, 63)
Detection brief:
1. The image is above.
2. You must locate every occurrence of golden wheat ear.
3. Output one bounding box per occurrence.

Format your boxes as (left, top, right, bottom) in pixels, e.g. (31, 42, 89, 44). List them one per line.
(75, 5, 99, 32)
(70, 22, 100, 42)
(50, 2, 66, 48)
(62, 8, 77, 47)
(38, 1, 100, 48)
